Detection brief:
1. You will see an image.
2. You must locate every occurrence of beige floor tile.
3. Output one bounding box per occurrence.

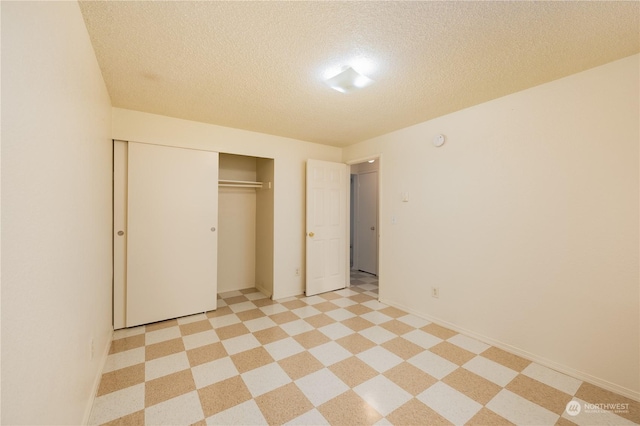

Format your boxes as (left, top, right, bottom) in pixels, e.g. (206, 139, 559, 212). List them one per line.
(145, 369, 196, 407)
(329, 356, 379, 387)
(506, 374, 572, 414)
(186, 342, 228, 367)
(349, 293, 375, 303)
(294, 329, 331, 349)
(430, 341, 476, 366)
(379, 306, 407, 319)
(97, 363, 145, 397)
(252, 326, 289, 345)
(304, 313, 336, 328)
(102, 409, 145, 426)
(380, 319, 414, 335)
(481, 346, 531, 372)
(109, 334, 145, 355)
(345, 304, 373, 316)
(384, 362, 437, 396)
(574, 381, 640, 423)
(230, 346, 274, 373)
(336, 333, 376, 354)
(145, 338, 185, 362)
(319, 292, 341, 300)
(281, 299, 307, 310)
(387, 398, 453, 426)
(255, 383, 315, 425)
(179, 320, 213, 337)
(206, 306, 233, 318)
(197, 376, 252, 417)
(278, 351, 324, 380)
(556, 416, 578, 426)
(215, 323, 250, 341)
(312, 301, 339, 312)
(224, 295, 249, 305)
(342, 316, 375, 332)
(466, 407, 515, 425)
(442, 367, 502, 405)
(252, 298, 277, 307)
(236, 308, 266, 322)
(240, 288, 259, 294)
(269, 311, 299, 325)
(421, 323, 458, 340)
(146, 319, 178, 333)
(318, 390, 382, 425)
(382, 337, 424, 360)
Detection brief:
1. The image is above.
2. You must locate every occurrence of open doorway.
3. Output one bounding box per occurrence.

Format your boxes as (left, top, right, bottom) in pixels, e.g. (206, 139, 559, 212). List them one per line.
(349, 158, 379, 296)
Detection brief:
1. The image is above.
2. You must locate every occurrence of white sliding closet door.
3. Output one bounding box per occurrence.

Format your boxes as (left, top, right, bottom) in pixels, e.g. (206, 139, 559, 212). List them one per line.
(126, 142, 219, 327)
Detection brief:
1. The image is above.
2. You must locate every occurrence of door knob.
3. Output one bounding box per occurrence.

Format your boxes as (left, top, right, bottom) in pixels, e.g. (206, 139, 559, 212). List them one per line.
(117, 230, 124, 236)
(370, 226, 375, 231)
(308, 232, 315, 237)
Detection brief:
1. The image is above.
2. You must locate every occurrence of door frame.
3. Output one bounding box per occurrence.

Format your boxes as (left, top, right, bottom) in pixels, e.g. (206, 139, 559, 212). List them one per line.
(346, 155, 382, 292)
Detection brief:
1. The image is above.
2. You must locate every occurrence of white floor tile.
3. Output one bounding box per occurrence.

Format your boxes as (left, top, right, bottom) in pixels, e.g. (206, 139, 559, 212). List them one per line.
(486, 389, 559, 426)
(145, 326, 181, 345)
(241, 362, 291, 397)
(88, 383, 144, 425)
(291, 305, 322, 318)
(358, 326, 397, 345)
(418, 381, 482, 424)
(245, 291, 268, 301)
(325, 308, 356, 322)
(462, 356, 519, 387)
(360, 311, 392, 325)
(229, 301, 258, 313)
(221, 334, 261, 355)
(280, 319, 315, 336)
(309, 341, 353, 366)
(182, 329, 220, 350)
(354, 375, 412, 416)
(318, 322, 355, 340)
(446, 334, 490, 354)
(408, 350, 458, 380)
(295, 369, 350, 406)
(521, 363, 582, 396)
(113, 326, 145, 340)
(357, 346, 403, 373)
(259, 304, 288, 316)
(208, 313, 240, 328)
(145, 391, 204, 425)
(285, 408, 330, 426)
(177, 313, 208, 325)
(264, 337, 305, 361)
(206, 399, 267, 426)
(302, 295, 327, 305)
(397, 314, 431, 328)
(191, 356, 238, 389)
(331, 298, 357, 308)
(361, 300, 388, 311)
(243, 316, 277, 333)
(402, 329, 442, 349)
(145, 352, 190, 381)
(102, 347, 145, 374)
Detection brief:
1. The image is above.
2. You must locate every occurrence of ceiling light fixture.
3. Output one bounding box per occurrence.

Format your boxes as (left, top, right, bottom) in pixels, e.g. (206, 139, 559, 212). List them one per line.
(325, 67, 374, 94)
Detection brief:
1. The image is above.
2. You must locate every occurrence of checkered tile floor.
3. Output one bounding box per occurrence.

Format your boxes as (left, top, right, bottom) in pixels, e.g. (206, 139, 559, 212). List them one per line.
(90, 271, 639, 425)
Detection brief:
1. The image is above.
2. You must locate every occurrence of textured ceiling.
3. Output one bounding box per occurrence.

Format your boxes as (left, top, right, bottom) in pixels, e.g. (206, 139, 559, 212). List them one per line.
(79, 1, 639, 147)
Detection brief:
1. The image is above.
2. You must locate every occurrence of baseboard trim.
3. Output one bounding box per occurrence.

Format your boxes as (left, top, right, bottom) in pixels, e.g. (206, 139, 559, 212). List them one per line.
(378, 297, 640, 402)
(83, 328, 114, 425)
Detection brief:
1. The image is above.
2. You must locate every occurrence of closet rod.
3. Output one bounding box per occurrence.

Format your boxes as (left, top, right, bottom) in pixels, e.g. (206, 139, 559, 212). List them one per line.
(218, 179, 263, 188)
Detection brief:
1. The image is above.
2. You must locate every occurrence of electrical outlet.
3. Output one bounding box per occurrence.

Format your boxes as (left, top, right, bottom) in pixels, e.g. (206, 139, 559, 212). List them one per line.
(295, 268, 300, 276)
(431, 287, 440, 298)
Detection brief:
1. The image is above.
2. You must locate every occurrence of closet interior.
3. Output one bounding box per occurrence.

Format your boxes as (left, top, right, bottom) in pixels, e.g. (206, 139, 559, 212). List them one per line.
(217, 153, 274, 297)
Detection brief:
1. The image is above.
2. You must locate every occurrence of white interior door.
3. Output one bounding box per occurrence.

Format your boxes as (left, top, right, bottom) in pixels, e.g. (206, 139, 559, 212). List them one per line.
(356, 171, 378, 275)
(126, 142, 219, 327)
(113, 141, 128, 329)
(306, 159, 348, 296)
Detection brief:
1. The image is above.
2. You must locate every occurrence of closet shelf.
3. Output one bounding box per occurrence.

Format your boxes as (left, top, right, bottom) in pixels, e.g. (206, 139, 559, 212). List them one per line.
(218, 179, 263, 188)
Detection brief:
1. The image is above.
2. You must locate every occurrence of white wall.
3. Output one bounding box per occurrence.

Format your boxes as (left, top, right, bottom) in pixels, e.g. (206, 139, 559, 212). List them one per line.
(343, 55, 639, 399)
(1, 2, 113, 424)
(112, 108, 342, 299)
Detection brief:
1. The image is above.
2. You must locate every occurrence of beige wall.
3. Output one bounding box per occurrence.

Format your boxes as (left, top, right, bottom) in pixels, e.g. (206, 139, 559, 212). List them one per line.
(343, 55, 640, 399)
(112, 108, 342, 299)
(1, 2, 114, 424)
